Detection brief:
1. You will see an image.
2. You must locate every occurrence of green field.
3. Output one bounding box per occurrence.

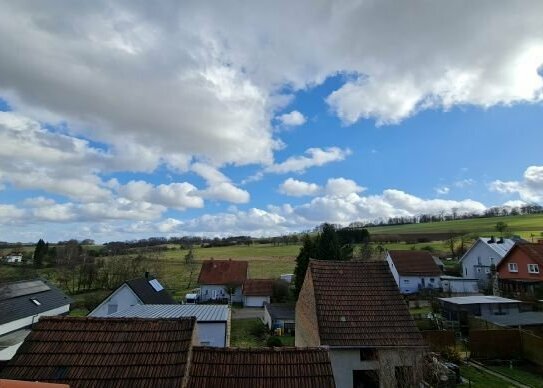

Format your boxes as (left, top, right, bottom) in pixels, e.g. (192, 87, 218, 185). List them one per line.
(366, 214, 543, 237)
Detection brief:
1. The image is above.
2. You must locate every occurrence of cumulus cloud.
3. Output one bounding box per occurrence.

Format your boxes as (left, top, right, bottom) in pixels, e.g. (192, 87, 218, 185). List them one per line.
(277, 110, 306, 126)
(266, 147, 351, 174)
(325, 178, 365, 197)
(490, 165, 543, 203)
(191, 163, 250, 204)
(279, 178, 321, 197)
(117, 180, 204, 210)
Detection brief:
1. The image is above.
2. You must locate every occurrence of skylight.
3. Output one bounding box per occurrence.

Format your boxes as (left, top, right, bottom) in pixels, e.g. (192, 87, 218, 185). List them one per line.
(149, 279, 164, 292)
(30, 298, 41, 306)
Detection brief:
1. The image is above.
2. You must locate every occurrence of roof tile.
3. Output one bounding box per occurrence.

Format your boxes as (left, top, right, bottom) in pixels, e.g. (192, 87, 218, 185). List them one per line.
(388, 250, 442, 276)
(198, 260, 248, 285)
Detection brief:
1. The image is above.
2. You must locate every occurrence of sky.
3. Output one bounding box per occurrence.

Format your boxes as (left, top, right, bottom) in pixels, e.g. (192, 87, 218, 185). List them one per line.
(0, 1, 543, 242)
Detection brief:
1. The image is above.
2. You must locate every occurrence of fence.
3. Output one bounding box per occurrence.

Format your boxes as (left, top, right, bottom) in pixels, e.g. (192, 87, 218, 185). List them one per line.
(422, 330, 456, 352)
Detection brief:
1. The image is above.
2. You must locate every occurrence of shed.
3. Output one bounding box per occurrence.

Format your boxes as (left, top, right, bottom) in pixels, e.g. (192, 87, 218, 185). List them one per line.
(110, 304, 230, 347)
(263, 303, 295, 333)
(440, 276, 479, 294)
(243, 279, 274, 307)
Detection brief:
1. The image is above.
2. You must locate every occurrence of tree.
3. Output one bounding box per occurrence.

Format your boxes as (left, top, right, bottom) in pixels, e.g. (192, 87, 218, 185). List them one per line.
(223, 283, 239, 305)
(184, 246, 195, 264)
(33, 239, 47, 268)
(495, 221, 508, 236)
(316, 223, 341, 260)
(445, 233, 458, 259)
(293, 235, 316, 298)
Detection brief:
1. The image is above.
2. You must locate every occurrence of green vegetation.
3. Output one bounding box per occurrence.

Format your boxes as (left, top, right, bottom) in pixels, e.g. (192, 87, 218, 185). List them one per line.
(459, 365, 512, 387)
(366, 214, 543, 237)
(487, 365, 543, 387)
(230, 319, 268, 347)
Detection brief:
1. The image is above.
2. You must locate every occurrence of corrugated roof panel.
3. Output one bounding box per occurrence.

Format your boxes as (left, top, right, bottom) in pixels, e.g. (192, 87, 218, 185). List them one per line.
(109, 304, 229, 322)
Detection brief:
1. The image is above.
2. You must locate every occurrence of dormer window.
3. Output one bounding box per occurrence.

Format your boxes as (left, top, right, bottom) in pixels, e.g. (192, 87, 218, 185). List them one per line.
(508, 263, 518, 273)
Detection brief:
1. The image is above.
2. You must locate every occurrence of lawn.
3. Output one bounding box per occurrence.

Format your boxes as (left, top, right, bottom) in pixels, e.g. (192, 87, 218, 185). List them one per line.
(230, 318, 268, 347)
(459, 365, 512, 387)
(487, 365, 543, 387)
(366, 214, 543, 236)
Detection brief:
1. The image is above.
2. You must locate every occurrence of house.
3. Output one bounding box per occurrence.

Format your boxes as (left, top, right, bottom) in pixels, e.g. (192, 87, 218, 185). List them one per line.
(0, 316, 198, 387)
(386, 250, 442, 294)
(110, 304, 230, 347)
(186, 347, 335, 387)
(197, 259, 248, 303)
(3, 253, 23, 264)
(263, 303, 295, 334)
(459, 237, 516, 289)
(296, 260, 426, 388)
(88, 275, 175, 316)
(242, 279, 274, 307)
(497, 242, 543, 298)
(0, 279, 72, 361)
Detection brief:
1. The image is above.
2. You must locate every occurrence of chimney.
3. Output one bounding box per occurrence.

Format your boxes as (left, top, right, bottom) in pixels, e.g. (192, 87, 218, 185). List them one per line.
(144, 271, 149, 279)
(498, 237, 504, 244)
(488, 236, 495, 243)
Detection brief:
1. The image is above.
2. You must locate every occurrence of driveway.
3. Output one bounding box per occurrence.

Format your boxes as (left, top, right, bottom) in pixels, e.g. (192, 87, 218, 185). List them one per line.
(231, 307, 264, 320)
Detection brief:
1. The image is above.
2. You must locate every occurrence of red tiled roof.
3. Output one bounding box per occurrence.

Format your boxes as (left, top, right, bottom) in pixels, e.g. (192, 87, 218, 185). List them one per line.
(243, 279, 274, 296)
(187, 347, 335, 388)
(515, 243, 543, 265)
(0, 316, 196, 388)
(309, 260, 425, 348)
(197, 260, 248, 285)
(388, 250, 442, 276)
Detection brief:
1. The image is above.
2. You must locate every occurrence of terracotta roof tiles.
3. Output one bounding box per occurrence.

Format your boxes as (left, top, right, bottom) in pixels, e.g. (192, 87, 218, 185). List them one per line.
(0, 316, 196, 388)
(243, 279, 274, 296)
(387, 250, 442, 276)
(197, 260, 248, 285)
(309, 260, 425, 348)
(187, 347, 335, 388)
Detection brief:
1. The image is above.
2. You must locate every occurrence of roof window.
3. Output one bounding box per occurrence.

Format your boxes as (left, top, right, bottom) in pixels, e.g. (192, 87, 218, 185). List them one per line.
(149, 279, 164, 292)
(30, 298, 41, 306)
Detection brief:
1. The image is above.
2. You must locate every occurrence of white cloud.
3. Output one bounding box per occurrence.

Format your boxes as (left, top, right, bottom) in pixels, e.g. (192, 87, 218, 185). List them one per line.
(266, 147, 351, 174)
(325, 178, 365, 197)
(191, 163, 250, 204)
(435, 186, 450, 195)
(277, 110, 306, 126)
(117, 180, 204, 210)
(490, 165, 543, 203)
(279, 178, 321, 197)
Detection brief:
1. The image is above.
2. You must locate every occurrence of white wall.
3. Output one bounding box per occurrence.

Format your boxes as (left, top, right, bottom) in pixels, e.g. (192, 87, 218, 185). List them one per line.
(244, 296, 270, 307)
(0, 304, 70, 336)
(88, 284, 142, 317)
(200, 284, 242, 303)
(263, 307, 272, 329)
(197, 322, 227, 347)
(461, 241, 500, 280)
(397, 275, 440, 294)
(386, 253, 401, 287)
(441, 278, 479, 294)
(329, 348, 422, 388)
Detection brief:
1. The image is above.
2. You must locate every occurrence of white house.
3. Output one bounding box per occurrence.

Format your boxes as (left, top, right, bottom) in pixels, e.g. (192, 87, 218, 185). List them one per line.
(198, 259, 248, 303)
(88, 276, 175, 317)
(110, 304, 230, 347)
(3, 253, 23, 263)
(459, 237, 515, 289)
(386, 250, 442, 294)
(243, 279, 274, 307)
(0, 279, 72, 361)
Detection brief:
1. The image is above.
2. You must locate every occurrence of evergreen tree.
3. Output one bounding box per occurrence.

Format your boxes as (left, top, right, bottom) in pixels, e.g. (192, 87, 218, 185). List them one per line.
(293, 234, 316, 297)
(316, 223, 341, 260)
(33, 239, 47, 268)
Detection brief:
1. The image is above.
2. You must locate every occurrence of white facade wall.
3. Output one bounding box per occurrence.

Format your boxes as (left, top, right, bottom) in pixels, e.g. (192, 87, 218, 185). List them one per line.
(244, 296, 270, 307)
(200, 284, 242, 303)
(441, 277, 479, 294)
(5, 255, 22, 263)
(0, 304, 70, 336)
(329, 348, 423, 388)
(386, 254, 440, 293)
(197, 322, 227, 347)
(461, 241, 501, 281)
(88, 284, 142, 317)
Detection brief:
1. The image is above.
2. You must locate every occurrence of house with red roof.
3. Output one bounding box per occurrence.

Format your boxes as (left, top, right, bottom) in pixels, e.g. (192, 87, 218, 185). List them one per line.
(386, 250, 442, 294)
(242, 279, 274, 307)
(198, 259, 248, 303)
(497, 242, 543, 298)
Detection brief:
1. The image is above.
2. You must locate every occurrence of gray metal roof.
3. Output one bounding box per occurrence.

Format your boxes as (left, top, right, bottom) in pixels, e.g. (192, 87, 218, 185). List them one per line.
(0, 279, 73, 325)
(264, 303, 295, 320)
(109, 304, 229, 322)
(479, 237, 516, 257)
(481, 312, 543, 327)
(439, 295, 519, 305)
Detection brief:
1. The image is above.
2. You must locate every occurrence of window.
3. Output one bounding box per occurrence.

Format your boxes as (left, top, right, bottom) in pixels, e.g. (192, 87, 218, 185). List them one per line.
(148, 279, 164, 292)
(485, 268, 490, 274)
(30, 298, 41, 306)
(476, 268, 481, 273)
(360, 348, 378, 361)
(430, 278, 435, 283)
(508, 263, 518, 273)
(528, 264, 540, 274)
(403, 279, 410, 283)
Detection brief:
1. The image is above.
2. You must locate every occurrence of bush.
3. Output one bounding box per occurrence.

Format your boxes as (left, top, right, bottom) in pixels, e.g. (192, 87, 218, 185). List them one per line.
(266, 336, 283, 347)
(249, 321, 268, 340)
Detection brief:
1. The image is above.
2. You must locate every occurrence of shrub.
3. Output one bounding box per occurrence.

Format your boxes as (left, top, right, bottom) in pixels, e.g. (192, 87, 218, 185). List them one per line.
(266, 336, 283, 347)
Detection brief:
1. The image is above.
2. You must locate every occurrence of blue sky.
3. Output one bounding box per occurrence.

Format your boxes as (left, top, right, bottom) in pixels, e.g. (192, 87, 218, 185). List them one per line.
(0, 1, 542, 242)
